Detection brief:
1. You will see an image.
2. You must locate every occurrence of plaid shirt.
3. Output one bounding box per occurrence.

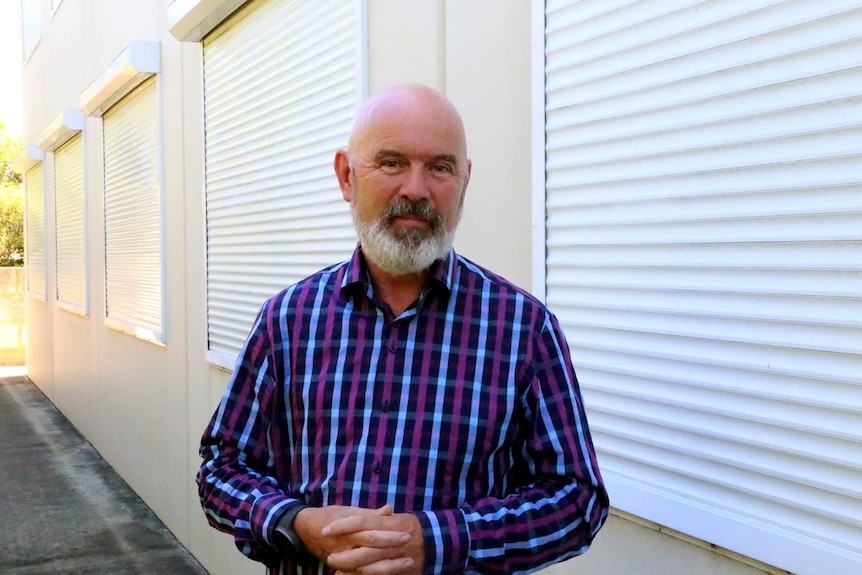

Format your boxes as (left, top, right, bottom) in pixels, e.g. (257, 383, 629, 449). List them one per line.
(197, 247, 608, 575)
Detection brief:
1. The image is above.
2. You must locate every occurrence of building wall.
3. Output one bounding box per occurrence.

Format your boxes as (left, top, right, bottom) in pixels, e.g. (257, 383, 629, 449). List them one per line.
(20, 1, 772, 575)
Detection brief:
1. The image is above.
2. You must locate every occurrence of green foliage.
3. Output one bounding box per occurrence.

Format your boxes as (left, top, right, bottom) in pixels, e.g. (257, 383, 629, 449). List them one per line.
(0, 123, 24, 266)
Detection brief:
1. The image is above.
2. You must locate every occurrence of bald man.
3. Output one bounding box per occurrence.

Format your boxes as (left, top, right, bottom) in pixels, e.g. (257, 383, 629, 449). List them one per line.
(197, 84, 608, 575)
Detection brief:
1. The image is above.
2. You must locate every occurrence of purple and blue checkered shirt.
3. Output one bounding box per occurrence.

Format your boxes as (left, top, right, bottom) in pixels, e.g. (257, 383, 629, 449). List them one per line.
(198, 247, 608, 575)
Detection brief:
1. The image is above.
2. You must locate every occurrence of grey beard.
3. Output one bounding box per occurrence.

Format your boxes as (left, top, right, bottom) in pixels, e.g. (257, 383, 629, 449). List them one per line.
(352, 199, 459, 275)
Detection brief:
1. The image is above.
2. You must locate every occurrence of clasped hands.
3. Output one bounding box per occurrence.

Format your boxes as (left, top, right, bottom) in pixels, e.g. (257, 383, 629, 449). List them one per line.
(294, 504, 425, 575)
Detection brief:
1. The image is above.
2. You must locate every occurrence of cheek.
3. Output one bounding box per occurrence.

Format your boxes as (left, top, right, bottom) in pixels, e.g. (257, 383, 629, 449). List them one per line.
(351, 189, 390, 221)
(436, 187, 465, 219)
(356, 174, 399, 202)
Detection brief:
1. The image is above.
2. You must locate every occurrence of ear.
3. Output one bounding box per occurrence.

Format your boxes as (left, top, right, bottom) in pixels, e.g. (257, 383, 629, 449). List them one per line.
(334, 150, 353, 202)
(462, 158, 472, 197)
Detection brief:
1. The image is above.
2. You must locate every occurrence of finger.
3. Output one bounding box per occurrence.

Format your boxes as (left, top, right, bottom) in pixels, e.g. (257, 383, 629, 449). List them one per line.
(323, 513, 400, 537)
(326, 545, 386, 570)
(328, 547, 413, 573)
(335, 559, 413, 575)
(324, 523, 411, 549)
(360, 529, 411, 548)
(321, 503, 393, 535)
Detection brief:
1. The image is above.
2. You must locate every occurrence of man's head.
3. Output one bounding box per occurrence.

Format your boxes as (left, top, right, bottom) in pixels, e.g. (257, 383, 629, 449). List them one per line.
(334, 84, 472, 276)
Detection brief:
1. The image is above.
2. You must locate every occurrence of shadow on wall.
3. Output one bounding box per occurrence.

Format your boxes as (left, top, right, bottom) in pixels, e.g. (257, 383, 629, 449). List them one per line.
(0, 268, 25, 366)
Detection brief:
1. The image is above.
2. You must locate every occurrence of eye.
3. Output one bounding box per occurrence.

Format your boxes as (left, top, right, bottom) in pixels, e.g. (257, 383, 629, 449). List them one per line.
(380, 159, 403, 171)
(432, 163, 453, 174)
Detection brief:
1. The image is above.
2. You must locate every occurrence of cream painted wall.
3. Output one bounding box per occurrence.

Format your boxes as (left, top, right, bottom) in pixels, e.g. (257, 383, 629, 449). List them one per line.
(446, 0, 534, 290)
(21, 2, 770, 575)
(366, 0, 444, 91)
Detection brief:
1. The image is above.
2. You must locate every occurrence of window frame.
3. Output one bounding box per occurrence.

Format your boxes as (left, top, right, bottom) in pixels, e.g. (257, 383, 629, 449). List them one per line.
(36, 109, 88, 316)
(80, 42, 165, 344)
(20, 154, 46, 301)
(20, 0, 41, 62)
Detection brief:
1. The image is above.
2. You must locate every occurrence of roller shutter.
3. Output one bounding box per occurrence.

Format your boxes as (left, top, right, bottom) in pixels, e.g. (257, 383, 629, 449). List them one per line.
(25, 164, 46, 298)
(103, 76, 163, 342)
(203, 0, 360, 364)
(543, 1, 862, 573)
(54, 134, 87, 313)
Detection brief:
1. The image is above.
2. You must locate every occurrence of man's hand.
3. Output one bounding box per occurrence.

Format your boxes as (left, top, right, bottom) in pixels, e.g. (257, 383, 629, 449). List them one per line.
(293, 504, 424, 575)
(323, 507, 425, 575)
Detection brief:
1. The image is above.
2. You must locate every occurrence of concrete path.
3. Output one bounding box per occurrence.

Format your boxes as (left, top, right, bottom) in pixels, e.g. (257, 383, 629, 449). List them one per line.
(0, 373, 209, 575)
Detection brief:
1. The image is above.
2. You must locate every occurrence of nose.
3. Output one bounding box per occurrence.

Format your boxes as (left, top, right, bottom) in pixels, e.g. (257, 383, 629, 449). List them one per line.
(399, 166, 432, 201)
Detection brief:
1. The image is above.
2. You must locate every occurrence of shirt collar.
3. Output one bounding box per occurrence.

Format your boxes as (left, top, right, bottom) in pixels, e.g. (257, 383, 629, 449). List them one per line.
(340, 245, 455, 298)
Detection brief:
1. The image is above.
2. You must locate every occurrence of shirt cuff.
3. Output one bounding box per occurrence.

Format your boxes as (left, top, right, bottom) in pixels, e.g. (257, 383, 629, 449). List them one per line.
(250, 492, 304, 548)
(414, 508, 470, 575)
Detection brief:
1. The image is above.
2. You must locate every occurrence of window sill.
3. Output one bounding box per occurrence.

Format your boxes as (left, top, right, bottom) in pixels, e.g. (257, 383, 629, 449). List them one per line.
(105, 317, 165, 346)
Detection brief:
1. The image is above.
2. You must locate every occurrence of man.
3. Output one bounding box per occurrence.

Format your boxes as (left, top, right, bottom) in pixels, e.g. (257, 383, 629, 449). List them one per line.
(197, 84, 609, 575)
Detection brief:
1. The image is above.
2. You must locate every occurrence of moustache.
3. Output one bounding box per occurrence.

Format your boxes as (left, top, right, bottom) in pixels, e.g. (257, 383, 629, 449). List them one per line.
(383, 199, 442, 229)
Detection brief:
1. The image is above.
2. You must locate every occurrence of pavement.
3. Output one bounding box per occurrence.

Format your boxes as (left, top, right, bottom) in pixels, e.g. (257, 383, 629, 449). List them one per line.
(0, 370, 210, 575)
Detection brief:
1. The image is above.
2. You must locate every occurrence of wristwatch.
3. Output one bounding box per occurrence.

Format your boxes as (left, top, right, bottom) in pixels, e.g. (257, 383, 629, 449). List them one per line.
(272, 504, 312, 561)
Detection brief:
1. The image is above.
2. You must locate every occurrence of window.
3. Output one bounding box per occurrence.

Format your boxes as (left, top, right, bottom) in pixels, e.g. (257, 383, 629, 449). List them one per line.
(54, 134, 87, 313)
(80, 42, 161, 343)
(20, 0, 41, 61)
(203, 0, 363, 367)
(24, 164, 46, 298)
(538, 1, 862, 574)
(102, 76, 163, 343)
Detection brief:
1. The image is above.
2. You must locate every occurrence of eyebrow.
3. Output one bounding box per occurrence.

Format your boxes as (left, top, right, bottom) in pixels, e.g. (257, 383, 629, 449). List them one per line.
(428, 154, 458, 166)
(373, 150, 408, 162)
(373, 150, 460, 166)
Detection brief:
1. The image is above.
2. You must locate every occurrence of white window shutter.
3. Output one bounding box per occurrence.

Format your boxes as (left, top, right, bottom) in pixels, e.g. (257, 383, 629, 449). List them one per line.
(543, 2, 862, 574)
(25, 165, 46, 299)
(203, 0, 360, 365)
(103, 76, 163, 342)
(54, 134, 87, 313)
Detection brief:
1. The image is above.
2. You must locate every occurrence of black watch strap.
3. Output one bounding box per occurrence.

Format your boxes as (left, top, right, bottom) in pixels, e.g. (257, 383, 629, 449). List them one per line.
(272, 504, 312, 561)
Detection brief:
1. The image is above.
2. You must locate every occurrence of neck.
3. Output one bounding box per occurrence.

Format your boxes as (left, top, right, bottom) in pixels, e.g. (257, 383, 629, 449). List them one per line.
(365, 259, 430, 317)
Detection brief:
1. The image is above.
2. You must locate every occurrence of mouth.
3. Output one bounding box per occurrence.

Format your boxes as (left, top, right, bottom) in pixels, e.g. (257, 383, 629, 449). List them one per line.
(391, 215, 431, 228)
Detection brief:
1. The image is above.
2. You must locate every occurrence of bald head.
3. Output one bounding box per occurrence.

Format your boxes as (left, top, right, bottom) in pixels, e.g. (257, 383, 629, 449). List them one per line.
(347, 84, 468, 160)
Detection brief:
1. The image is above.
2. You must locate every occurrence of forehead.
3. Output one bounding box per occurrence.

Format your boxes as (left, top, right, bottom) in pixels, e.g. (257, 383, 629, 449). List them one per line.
(350, 93, 467, 160)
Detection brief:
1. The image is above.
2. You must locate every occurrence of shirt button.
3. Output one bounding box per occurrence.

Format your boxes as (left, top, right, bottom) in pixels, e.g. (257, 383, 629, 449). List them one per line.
(373, 461, 382, 474)
(382, 400, 390, 412)
(388, 343, 397, 353)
